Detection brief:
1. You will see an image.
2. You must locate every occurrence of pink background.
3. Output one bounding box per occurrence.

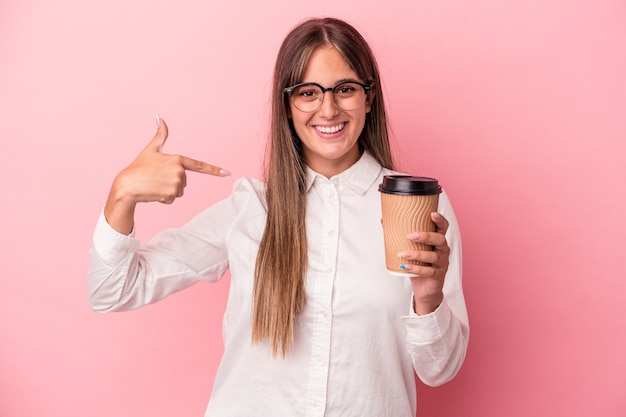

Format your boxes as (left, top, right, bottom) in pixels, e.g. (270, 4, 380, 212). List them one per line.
(1, 0, 625, 416)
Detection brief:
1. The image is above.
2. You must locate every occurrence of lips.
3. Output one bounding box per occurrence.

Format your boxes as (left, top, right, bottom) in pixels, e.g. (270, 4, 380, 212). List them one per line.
(315, 123, 345, 134)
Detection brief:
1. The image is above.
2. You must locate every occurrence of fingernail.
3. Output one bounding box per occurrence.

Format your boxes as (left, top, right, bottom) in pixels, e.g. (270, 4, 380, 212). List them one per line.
(218, 168, 232, 176)
(397, 252, 408, 258)
(407, 232, 420, 240)
(156, 113, 160, 127)
(400, 263, 407, 270)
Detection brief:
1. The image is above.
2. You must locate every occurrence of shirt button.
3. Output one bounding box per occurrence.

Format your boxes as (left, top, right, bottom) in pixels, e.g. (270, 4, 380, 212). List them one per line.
(328, 230, 334, 236)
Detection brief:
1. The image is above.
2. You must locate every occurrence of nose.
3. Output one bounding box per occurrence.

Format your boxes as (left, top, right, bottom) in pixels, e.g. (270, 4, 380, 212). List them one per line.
(317, 90, 340, 118)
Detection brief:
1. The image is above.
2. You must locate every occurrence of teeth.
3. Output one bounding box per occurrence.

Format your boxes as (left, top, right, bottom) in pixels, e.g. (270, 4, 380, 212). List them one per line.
(316, 123, 344, 134)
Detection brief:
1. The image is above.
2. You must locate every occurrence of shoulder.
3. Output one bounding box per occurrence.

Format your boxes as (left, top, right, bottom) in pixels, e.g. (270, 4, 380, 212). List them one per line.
(229, 176, 268, 212)
(185, 176, 267, 232)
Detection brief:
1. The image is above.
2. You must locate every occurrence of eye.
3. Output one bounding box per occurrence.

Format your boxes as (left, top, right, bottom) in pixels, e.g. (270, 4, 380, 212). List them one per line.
(335, 83, 358, 96)
(295, 85, 322, 100)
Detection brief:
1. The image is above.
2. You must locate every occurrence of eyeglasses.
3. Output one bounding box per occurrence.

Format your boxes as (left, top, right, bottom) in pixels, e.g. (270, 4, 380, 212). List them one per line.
(284, 81, 372, 113)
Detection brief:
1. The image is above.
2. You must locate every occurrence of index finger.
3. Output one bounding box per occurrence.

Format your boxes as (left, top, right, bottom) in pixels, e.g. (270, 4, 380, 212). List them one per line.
(431, 212, 449, 235)
(409, 230, 447, 248)
(179, 155, 231, 177)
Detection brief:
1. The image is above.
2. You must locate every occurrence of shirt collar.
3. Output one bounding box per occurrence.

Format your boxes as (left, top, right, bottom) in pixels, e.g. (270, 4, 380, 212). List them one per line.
(305, 151, 383, 195)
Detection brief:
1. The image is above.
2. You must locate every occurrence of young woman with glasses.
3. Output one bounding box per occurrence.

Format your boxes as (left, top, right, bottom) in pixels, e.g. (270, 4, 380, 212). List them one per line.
(88, 17, 469, 417)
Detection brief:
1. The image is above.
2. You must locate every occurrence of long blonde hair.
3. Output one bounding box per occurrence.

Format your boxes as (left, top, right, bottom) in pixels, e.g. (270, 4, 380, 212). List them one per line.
(253, 17, 395, 356)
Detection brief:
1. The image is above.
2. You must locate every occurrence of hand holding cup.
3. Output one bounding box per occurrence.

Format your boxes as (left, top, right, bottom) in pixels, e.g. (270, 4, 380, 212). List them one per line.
(379, 175, 442, 276)
(379, 175, 450, 314)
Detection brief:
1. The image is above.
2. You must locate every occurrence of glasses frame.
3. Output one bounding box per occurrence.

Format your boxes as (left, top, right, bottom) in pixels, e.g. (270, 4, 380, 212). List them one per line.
(284, 80, 373, 113)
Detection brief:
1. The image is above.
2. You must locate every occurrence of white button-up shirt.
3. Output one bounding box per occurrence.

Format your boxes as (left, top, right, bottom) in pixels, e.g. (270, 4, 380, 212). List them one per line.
(88, 152, 469, 417)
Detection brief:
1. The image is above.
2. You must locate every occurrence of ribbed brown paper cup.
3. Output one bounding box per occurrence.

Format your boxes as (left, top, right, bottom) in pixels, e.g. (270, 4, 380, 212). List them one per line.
(379, 175, 442, 277)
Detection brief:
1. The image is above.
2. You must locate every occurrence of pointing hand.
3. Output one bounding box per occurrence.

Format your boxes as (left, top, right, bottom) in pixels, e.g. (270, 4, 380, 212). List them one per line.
(104, 116, 231, 234)
(116, 116, 230, 204)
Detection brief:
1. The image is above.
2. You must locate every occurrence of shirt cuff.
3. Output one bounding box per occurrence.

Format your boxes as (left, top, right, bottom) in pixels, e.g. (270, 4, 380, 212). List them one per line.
(401, 296, 452, 343)
(92, 209, 140, 265)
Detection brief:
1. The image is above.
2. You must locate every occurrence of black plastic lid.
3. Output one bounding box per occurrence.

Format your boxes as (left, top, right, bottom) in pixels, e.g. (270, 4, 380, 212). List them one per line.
(378, 175, 442, 195)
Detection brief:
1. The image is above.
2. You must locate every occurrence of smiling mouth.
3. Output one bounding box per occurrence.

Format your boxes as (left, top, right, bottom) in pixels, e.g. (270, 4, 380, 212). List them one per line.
(315, 123, 345, 134)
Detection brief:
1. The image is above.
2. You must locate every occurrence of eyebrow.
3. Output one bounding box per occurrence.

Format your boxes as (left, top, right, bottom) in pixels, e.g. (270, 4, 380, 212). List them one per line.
(300, 78, 364, 86)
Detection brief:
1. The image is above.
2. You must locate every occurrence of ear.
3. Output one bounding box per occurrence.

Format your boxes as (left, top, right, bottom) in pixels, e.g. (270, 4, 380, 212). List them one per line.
(365, 90, 375, 114)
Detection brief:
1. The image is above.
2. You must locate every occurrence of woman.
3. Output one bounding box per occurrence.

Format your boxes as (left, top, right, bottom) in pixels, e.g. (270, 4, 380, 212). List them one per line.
(88, 17, 469, 417)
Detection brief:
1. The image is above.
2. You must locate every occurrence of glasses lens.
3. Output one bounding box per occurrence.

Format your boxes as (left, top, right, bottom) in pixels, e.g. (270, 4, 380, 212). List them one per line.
(291, 84, 324, 113)
(290, 82, 368, 112)
(333, 82, 367, 111)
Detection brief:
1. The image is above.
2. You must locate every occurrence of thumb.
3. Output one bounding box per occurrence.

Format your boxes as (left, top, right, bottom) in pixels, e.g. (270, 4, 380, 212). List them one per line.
(149, 114, 169, 152)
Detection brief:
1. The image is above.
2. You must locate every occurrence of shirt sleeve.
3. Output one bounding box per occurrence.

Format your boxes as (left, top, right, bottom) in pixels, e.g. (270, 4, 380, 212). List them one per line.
(87, 179, 253, 313)
(401, 189, 470, 386)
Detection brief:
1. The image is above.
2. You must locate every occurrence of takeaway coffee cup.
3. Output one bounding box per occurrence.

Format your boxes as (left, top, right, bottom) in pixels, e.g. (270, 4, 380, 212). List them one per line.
(378, 175, 442, 276)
